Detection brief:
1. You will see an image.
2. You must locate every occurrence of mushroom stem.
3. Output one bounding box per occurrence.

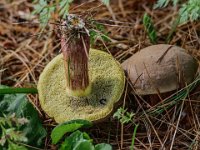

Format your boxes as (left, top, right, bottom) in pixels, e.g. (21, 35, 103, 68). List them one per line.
(60, 15, 91, 97)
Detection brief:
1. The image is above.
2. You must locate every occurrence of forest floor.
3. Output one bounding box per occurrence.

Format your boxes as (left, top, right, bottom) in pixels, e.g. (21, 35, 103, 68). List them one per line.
(1, 0, 200, 149)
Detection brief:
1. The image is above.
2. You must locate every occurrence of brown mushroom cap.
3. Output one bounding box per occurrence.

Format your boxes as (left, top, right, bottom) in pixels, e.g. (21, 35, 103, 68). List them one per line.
(122, 44, 199, 95)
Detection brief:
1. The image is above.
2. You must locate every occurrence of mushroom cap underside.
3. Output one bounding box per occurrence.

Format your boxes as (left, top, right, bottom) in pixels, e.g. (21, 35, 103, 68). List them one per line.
(122, 44, 199, 95)
(38, 49, 125, 123)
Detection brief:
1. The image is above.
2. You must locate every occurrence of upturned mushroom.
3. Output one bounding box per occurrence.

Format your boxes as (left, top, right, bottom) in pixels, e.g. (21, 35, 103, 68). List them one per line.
(122, 44, 199, 95)
(37, 15, 125, 123)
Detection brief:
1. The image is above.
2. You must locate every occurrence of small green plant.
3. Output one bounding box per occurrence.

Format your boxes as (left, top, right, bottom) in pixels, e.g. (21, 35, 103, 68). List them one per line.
(179, 0, 200, 23)
(89, 21, 111, 45)
(32, 0, 111, 47)
(154, 0, 200, 43)
(0, 85, 47, 149)
(32, 0, 73, 26)
(113, 108, 139, 150)
(155, 0, 200, 23)
(113, 107, 135, 124)
(0, 113, 29, 150)
(51, 119, 112, 150)
(33, 0, 110, 26)
(142, 13, 158, 44)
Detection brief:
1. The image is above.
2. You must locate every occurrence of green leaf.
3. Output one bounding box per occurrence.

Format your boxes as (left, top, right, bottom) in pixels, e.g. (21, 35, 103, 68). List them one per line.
(32, 0, 47, 15)
(154, 0, 200, 24)
(74, 140, 94, 150)
(95, 143, 112, 150)
(82, 132, 91, 140)
(59, 3, 70, 18)
(179, 5, 189, 23)
(154, 0, 181, 8)
(59, 0, 74, 18)
(20, 102, 47, 146)
(120, 115, 130, 124)
(5, 128, 28, 143)
(143, 13, 157, 44)
(51, 119, 92, 144)
(154, 0, 169, 8)
(8, 142, 28, 150)
(39, 6, 55, 26)
(113, 108, 135, 124)
(179, 0, 200, 24)
(59, 130, 82, 150)
(0, 85, 47, 147)
(100, 0, 110, 6)
(89, 29, 110, 45)
(59, 130, 92, 150)
(89, 21, 110, 45)
(113, 107, 126, 120)
(59, 0, 74, 9)
(33, 0, 74, 26)
(172, 0, 179, 6)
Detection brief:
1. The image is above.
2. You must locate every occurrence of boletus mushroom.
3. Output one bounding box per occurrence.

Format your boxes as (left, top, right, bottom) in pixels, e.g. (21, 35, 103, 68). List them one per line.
(122, 44, 199, 95)
(37, 15, 125, 123)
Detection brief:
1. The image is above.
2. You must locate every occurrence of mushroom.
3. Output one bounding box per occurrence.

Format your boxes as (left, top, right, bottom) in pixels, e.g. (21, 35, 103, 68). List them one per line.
(37, 15, 125, 123)
(122, 44, 199, 95)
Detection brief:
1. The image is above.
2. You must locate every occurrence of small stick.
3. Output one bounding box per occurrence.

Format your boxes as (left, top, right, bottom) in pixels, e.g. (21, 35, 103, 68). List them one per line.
(156, 45, 173, 63)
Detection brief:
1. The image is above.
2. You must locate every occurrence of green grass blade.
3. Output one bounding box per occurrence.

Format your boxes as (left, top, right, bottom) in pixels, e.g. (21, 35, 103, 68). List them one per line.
(145, 75, 200, 116)
(0, 88, 38, 94)
(130, 124, 139, 150)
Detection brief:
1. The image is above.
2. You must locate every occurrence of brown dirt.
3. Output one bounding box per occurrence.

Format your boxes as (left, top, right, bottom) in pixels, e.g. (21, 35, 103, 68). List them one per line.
(0, 0, 200, 149)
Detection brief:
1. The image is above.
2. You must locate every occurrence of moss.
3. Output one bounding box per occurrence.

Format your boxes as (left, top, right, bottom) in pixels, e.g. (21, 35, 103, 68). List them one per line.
(38, 49, 125, 123)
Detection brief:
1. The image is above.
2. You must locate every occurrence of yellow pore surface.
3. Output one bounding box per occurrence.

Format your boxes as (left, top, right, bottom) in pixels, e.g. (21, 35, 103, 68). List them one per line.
(38, 49, 125, 123)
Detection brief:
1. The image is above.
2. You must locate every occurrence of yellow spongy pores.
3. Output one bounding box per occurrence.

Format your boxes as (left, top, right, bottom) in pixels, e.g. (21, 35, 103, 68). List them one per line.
(37, 49, 125, 123)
